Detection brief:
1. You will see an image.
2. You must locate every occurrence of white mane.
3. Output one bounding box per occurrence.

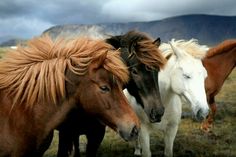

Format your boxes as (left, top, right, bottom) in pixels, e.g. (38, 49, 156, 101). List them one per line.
(160, 39, 209, 59)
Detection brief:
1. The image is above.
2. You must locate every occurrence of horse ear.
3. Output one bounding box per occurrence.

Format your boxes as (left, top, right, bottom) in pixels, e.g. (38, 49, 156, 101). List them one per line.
(106, 36, 121, 49)
(166, 53, 172, 60)
(170, 42, 184, 59)
(153, 37, 161, 47)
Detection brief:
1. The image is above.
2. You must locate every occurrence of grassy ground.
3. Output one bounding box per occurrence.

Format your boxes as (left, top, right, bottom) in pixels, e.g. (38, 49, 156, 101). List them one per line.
(44, 69, 236, 157)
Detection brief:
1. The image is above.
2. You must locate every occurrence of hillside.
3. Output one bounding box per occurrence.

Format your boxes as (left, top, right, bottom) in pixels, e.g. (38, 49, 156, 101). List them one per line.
(43, 14, 236, 46)
(0, 38, 27, 47)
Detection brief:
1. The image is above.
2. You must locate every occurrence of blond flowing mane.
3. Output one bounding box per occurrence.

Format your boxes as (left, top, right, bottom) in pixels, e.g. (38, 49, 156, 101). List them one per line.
(206, 39, 236, 58)
(0, 35, 129, 108)
(160, 39, 209, 59)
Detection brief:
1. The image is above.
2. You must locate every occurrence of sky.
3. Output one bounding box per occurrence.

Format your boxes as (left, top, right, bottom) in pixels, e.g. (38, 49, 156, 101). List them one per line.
(0, 0, 236, 40)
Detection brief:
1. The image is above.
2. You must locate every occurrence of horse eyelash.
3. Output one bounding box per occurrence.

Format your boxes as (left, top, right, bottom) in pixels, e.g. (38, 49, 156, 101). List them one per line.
(183, 74, 191, 79)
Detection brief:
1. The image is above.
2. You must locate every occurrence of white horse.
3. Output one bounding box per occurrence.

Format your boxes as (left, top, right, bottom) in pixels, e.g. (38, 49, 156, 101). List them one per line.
(124, 39, 210, 157)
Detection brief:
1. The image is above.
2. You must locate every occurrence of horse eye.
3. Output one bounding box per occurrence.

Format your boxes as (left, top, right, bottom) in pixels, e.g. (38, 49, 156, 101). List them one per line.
(100, 85, 110, 92)
(131, 68, 138, 75)
(183, 74, 191, 79)
(145, 66, 152, 71)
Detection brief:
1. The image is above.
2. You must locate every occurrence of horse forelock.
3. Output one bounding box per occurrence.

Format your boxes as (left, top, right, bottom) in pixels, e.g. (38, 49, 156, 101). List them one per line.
(105, 52, 129, 83)
(0, 35, 129, 108)
(159, 43, 174, 58)
(206, 39, 236, 58)
(160, 39, 208, 59)
(124, 30, 167, 70)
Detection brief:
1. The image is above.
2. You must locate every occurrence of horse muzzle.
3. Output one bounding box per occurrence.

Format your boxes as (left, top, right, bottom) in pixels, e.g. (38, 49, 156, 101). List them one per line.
(148, 106, 164, 123)
(142, 96, 165, 123)
(118, 124, 140, 141)
(194, 107, 209, 122)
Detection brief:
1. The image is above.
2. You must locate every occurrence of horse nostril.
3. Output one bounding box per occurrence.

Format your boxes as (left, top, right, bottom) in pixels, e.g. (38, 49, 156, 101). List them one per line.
(150, 108, 163, 123)
(130, 125, 139, 138)
(150, 109, 156, 122)
(196, 109, 204, 122)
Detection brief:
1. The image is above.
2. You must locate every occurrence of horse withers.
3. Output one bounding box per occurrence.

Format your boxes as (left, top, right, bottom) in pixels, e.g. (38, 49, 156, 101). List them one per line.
(0, 35, 140, 157)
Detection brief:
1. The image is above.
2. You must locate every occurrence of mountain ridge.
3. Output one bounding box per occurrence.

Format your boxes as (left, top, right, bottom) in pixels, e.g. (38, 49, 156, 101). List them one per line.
(1, 14, 236, 46)
(43, 14, 236, 46)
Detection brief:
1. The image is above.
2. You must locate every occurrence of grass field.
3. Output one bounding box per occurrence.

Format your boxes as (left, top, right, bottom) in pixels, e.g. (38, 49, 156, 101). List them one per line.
(44, 69, 236, 157)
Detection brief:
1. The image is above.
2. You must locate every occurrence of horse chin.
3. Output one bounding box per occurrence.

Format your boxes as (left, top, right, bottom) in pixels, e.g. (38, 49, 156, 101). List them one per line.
(97, 118, 139, 141)
(182, 92, 209, 122)
(118, 125, 139, 141)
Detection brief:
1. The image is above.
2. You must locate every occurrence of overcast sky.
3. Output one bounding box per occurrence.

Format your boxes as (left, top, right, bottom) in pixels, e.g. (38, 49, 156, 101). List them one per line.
(0, 0, 235, 40)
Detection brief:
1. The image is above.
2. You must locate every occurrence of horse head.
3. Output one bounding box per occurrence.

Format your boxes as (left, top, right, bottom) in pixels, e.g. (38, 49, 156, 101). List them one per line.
(65, 41, 140, 141)
(159, 40, 209, 121)
(106, 31, 167, 123)
(168, 42, 209, 121)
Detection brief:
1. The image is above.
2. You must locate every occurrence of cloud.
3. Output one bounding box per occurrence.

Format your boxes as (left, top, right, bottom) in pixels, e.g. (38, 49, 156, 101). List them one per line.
(101, 0, 236, 22)
(0, 0, 108, 39)
(0, 17, 52, 38)
(0, 0, 235, 40)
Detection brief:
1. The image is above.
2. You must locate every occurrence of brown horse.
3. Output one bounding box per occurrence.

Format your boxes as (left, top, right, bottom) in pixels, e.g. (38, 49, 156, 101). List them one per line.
(56, 31, 167, 157)
(0, 35, 140, 157)
(201, 39, 236, 132)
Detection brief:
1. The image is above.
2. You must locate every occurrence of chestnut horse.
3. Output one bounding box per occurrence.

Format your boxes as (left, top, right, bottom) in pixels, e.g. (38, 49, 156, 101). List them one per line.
(201, 39, 236, 132)
(0, 35, 140, 157)
(56, 31, 167, 157)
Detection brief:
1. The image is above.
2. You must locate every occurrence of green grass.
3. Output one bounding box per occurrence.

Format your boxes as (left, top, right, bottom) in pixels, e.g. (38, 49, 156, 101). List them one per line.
(44, 69, 236, 157)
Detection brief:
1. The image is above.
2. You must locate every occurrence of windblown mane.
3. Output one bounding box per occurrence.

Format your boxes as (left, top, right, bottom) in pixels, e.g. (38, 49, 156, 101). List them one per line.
(115, 31, 167, 69)
(128, 31, 167, 69)
(160, 39, 209, 59)
(0, 35, 129, 108)
(206, 39, 236, 58)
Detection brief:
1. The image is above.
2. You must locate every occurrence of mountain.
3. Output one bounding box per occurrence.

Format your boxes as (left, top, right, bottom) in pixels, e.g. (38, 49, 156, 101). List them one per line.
(41, 14, 236, 46)
(0, 38, 27, 47)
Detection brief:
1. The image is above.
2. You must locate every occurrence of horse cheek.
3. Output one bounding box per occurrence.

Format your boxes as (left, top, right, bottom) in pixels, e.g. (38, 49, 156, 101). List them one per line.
(171, 74, 184, 94)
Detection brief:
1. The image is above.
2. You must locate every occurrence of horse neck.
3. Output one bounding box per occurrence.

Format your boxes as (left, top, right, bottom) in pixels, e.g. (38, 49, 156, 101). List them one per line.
(30, 98, 76, 146)
(159, 56, 177, 104)
(0, 90, 76, 144)
(43, 97, 77, 133)
(203, 49, 236, 83)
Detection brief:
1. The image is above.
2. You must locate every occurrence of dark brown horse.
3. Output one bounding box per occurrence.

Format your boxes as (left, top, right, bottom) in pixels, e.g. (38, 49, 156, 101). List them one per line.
(56, 31, 167, 157)
(106, 31, 167, 121)
(0, 35, 140, 157)
(201, 39, 236, 132)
